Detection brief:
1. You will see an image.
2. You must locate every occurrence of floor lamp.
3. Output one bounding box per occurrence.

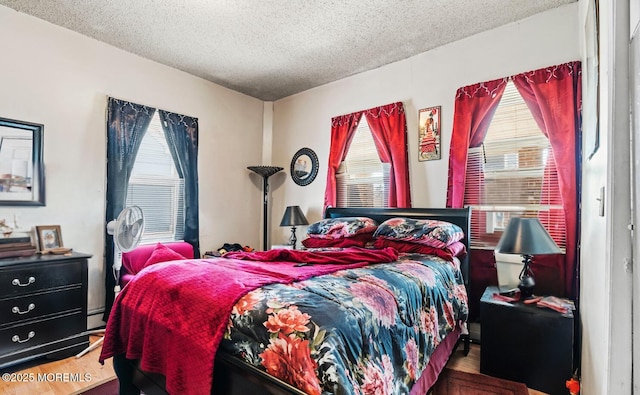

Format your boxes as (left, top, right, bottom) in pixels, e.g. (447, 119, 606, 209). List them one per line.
(248, 166, 283, 250)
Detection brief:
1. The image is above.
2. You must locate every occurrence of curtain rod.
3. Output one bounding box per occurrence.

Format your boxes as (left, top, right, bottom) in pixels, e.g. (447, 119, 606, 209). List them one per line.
(106, 94, 198, 120)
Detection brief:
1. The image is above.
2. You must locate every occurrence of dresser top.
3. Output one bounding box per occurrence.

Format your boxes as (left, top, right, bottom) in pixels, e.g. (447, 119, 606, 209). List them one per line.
(0, 252, 91, 267)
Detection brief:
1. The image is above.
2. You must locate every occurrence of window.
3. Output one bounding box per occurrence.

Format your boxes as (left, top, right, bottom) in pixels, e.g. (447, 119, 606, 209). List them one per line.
(464, 81, 566, 250)
(126, 113, 184, 243)
(336, 116, 390, 207)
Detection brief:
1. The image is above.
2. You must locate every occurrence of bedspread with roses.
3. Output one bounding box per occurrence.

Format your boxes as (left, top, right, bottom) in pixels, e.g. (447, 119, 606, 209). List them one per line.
(219, 252, 468, 395)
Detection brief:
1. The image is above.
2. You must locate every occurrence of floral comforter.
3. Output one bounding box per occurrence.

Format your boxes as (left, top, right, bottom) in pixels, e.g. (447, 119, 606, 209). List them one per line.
(219, 252, 468, 395)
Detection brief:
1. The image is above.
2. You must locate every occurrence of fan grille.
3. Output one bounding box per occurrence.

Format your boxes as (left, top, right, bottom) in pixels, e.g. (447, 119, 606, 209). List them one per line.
(114, 206, 144, 252)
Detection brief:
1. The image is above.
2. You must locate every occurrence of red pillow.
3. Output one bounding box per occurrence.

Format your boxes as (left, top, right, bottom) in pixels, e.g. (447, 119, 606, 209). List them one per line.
(144, 243, 188, 268)
(302, 233, 373, 248)
(445, 241, 467, 258)
(372, 239, 466, 261)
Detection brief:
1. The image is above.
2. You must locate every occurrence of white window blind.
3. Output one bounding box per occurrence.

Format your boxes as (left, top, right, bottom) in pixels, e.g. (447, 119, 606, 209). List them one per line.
(464, 81, 566, 250)
(126, 113, 185, 243)
(336, 116, 390, 207)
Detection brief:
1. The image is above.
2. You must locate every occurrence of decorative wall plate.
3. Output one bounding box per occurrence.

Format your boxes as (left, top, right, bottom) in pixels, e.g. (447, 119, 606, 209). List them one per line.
(290, 148, 318, 186)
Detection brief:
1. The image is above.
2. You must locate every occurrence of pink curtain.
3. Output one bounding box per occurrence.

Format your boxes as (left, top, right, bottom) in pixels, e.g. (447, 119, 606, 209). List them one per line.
(512, 61, 582, 298)
(323, 111, 363, 210)
(364, 102, 411, 207)
(446, 79, 508, 208)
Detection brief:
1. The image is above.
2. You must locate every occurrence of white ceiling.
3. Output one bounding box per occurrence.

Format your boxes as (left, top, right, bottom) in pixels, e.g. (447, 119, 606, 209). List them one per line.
(0, 0, 576, 101)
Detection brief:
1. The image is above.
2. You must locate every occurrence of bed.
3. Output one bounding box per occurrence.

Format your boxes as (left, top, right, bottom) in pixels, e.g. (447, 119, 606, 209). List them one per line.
(102, 207, 471, 395)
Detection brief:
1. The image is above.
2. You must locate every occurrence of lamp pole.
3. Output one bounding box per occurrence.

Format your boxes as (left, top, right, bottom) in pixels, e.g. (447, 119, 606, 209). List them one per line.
(248, 166, 283, 250)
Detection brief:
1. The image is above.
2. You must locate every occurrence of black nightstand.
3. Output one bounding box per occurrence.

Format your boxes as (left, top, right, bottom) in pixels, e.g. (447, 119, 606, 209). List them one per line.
(480, 286, 574, 395)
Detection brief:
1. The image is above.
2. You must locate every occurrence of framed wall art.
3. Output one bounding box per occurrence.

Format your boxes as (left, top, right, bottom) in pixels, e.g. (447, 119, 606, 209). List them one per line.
(584, 0, 600, 160)
(418, 106, 441, 161)
(290, 147, 318, 186)
(0, 118, 45, 206)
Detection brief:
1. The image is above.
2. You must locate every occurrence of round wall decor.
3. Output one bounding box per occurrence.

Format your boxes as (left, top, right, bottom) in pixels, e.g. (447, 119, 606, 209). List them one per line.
(290, 147, 318, 186)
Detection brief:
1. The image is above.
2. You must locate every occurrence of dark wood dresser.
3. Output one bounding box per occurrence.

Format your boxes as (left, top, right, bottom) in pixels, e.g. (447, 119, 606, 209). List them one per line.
(0, 252, 91, 370)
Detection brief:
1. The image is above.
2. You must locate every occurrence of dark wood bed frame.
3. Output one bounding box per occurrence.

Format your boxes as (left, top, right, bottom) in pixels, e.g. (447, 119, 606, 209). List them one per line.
(113, 207, 471, 395)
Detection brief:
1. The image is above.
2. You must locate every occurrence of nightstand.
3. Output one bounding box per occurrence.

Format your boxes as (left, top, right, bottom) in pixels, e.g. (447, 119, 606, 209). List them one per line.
(480, 286, 574, 395)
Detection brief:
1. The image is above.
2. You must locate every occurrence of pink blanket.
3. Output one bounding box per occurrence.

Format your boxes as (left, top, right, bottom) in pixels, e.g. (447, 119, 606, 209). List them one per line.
(224, 246, 398, 264)
(99, 248, 398, 395)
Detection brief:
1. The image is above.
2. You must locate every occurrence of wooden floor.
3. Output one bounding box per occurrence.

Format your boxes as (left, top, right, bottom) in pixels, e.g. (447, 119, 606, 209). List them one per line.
(0, 336, 115, 395)
(0, 338, 546, 395)
(445, 344, 547, 395)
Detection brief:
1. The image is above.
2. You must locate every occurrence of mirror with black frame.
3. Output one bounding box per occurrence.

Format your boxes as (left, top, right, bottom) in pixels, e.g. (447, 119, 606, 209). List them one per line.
(0, 117, 45, 206)
(290, 147, 318, 186)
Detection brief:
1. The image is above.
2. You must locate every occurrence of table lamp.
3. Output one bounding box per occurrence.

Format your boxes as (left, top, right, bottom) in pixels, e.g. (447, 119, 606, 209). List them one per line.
(279, 206, 308, 249)
(495, 217, 561, 298)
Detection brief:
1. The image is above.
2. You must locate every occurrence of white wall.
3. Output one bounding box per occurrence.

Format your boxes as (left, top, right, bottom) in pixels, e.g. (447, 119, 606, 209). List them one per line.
(578, 0, 611, 391)
(579, 0, 633, 393)
(0, 5, 265, 326)
(271, 3, 580, 241)
(632, 5, 640, 394)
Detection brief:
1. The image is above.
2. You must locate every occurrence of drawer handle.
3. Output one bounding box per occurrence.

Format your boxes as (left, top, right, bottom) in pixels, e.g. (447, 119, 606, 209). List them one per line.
(12, 303, 35, 314)
(12, 331, 35, 343)
(11, 277, 35, 287)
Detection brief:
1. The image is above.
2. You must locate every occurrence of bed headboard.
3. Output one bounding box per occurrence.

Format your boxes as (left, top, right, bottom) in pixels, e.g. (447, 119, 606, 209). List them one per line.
(324, 207, 472, 287)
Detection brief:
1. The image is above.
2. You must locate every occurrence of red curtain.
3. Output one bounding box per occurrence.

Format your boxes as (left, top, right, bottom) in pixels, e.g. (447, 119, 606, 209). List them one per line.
(323, 111, 363, 210)
(446, 79, 508, 208)
(445, 79, 506, 320)
(364, 102, 411, 208)
(512, 61, 582, 298)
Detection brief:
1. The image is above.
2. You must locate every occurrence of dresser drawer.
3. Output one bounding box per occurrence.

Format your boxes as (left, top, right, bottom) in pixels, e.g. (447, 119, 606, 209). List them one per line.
(0, 312, 85, 357)
(0, 287, 83, 327)
(0, 260, 83, 298)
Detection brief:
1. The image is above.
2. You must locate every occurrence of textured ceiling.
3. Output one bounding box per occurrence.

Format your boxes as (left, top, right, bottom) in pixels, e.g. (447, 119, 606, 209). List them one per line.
(0, 0, 576, 101)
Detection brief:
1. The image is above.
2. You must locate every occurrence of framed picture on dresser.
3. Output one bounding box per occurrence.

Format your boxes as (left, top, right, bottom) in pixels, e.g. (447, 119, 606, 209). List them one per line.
(36, 225, 63, 252)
